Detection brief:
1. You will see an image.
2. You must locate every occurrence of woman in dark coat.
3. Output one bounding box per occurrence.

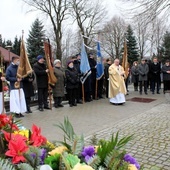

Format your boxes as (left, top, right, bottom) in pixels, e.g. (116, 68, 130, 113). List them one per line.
(161, 60, 170, 93)
(65, 60, 79, 107)
(23, 73, 35, 113)
(131, 61, 139, 91)
(52, 59, 65, 108)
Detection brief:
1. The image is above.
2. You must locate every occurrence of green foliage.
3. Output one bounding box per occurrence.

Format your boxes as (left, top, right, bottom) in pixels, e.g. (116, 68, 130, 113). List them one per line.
(23, 146, 42, 169)
(44, 153, 60, 170)
(12, 36, 21, 56)
(0, 157, 16, 170)
(104, 150, 129, 170)
(126, 25, 139, 65)
(56, 117, 76, 142)
(89, 134, 98, 145)
(27, 18, 45, 65)
(17, 163, 34, 170)
(97, 132, 133, 165)
(161, 31, 170, 63)
(55, 117, 84, 155)
(62, 153, 80, 169)
(86, 155, 101, 170)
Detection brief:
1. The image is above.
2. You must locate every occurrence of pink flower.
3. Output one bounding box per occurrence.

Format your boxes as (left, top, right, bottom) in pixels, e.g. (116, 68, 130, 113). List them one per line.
(5, 135, 28, 164)
(30, 124, 47, 147)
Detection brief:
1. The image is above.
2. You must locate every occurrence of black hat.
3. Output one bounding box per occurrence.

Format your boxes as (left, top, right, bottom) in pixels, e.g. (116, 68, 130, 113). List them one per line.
(165, 59, 170, 63)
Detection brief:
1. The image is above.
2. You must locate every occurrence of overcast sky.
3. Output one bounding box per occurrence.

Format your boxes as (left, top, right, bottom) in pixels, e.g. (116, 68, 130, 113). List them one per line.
(0, 0, 125, 41)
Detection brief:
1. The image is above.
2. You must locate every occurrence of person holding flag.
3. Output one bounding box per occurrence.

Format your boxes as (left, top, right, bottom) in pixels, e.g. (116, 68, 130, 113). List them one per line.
(6, 56, 27, 117)
(80, 43, 91, 103)
(6, 32, 33, 117)
(96, 41, 104, 99)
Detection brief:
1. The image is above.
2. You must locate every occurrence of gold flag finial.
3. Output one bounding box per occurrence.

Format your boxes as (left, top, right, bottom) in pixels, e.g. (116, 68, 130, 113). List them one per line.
(22, 30, 24, 39)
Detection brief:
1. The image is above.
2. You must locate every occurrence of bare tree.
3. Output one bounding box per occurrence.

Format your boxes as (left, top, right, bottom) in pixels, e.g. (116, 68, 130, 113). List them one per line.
(121, 0, 170, 24)
(22, 0, 69, 60)
(100, 16, 127, 59)
(133, 15, 167, 59)
(62, 29, 81, 59)
(69, 0, 107, 47)
(132, 16, 151, 58)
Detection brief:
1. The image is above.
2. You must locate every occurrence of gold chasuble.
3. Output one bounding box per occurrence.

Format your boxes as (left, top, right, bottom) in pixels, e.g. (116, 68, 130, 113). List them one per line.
(108, 63, 127, 98)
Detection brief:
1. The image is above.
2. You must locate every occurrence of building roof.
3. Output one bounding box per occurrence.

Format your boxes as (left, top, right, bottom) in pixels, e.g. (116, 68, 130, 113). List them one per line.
(0, 46, 20, 62)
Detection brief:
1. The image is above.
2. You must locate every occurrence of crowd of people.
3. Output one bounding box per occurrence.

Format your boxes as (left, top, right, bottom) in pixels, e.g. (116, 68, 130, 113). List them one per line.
(0, 54, 170, 118)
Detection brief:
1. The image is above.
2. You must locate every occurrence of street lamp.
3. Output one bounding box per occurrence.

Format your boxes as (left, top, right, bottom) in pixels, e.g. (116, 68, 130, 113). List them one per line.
(5, 45, 12, 66)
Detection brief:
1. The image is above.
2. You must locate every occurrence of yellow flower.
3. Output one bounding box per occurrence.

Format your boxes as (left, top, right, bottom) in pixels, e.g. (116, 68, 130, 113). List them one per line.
(46, 141, 56, 149)
(72, 163, 94, 170)
(94, 145, 99, 153)
(128, 164, 138, 170)
(49, 146, 68, 155)
(14, 130, 29, 139)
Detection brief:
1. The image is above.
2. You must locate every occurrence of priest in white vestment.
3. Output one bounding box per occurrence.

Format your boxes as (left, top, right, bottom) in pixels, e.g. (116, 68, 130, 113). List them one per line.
(109, 58, 127, 105)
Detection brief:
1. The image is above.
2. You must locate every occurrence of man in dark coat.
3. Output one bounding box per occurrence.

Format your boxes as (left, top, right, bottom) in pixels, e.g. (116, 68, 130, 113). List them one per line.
(72, 54, 82, 104)
(104, 58, 112, 98)
(33, 55, 50, 111)
(88, 53, 97, 99)
(23, 73, 35, 113)
(138, 58, 149, 95)
(150, 57, 161, 94)
(162, 60, 170, 93)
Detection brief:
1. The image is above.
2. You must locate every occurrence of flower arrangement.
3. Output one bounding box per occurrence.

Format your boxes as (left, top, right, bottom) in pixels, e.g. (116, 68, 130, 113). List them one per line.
(0, 114, 141, 170)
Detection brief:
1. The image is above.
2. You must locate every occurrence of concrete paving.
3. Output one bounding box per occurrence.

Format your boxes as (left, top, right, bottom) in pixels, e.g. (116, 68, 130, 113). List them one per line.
(20, 84, 170, 170)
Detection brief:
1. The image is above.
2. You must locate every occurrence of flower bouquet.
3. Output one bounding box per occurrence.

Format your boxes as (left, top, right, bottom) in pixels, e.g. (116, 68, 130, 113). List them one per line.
(0, 114, 140, 170)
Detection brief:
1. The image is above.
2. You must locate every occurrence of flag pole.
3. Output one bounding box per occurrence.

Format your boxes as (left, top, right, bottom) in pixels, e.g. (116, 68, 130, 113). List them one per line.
(82, 83, 85, 104)
(0, 50, 5, 114)
(95, 79, 98, 99)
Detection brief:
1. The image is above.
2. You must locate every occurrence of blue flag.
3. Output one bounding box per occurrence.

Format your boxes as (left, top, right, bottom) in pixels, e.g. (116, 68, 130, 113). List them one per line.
(96, 41, 104, 80)
(80, 43, 91, 84)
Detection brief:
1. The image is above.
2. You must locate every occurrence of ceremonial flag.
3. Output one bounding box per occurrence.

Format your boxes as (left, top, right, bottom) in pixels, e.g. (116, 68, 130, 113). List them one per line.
(44, 41, 57, 87)
(96, 41, 104, 80)
(80, 43, 91, 84)
(17, 37, 33, 78)
(122, 41, 129, 78)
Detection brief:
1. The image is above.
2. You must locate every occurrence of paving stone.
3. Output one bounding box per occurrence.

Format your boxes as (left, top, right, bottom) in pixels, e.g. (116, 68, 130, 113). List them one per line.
(21, 85, 170, 169)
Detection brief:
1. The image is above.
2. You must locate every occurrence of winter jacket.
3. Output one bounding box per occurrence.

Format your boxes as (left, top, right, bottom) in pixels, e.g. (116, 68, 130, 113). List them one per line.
(150, 62, 161, 81)
(23, 73, 35, 98)
(33, 62, 48, 88)
(131, 65, 139, 83)
(6, 63, 23, 90)
(138, 63, 149, 81)
(162, 65, 170, 81)
(65, 67, 79, 89)
(52, 67, 65, 97)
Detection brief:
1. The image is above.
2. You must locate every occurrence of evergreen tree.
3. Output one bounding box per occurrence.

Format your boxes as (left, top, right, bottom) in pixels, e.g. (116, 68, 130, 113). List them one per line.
(6, 40, 13, 46)
(0, 34, 2, 46)
(12, 36, 21, 55)
(27, 18, 45, 64)
(126, 25, 139, 66)
(1, 39, 6, 48)
(161, 31, 170, 63)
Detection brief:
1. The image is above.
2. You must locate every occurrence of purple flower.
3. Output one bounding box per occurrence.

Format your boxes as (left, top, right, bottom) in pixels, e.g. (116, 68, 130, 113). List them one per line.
(124, 154, 140, 170)
(30, 152, 36, 159)
(40, 148, 47, 165)
(81, 146, 95, 163)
